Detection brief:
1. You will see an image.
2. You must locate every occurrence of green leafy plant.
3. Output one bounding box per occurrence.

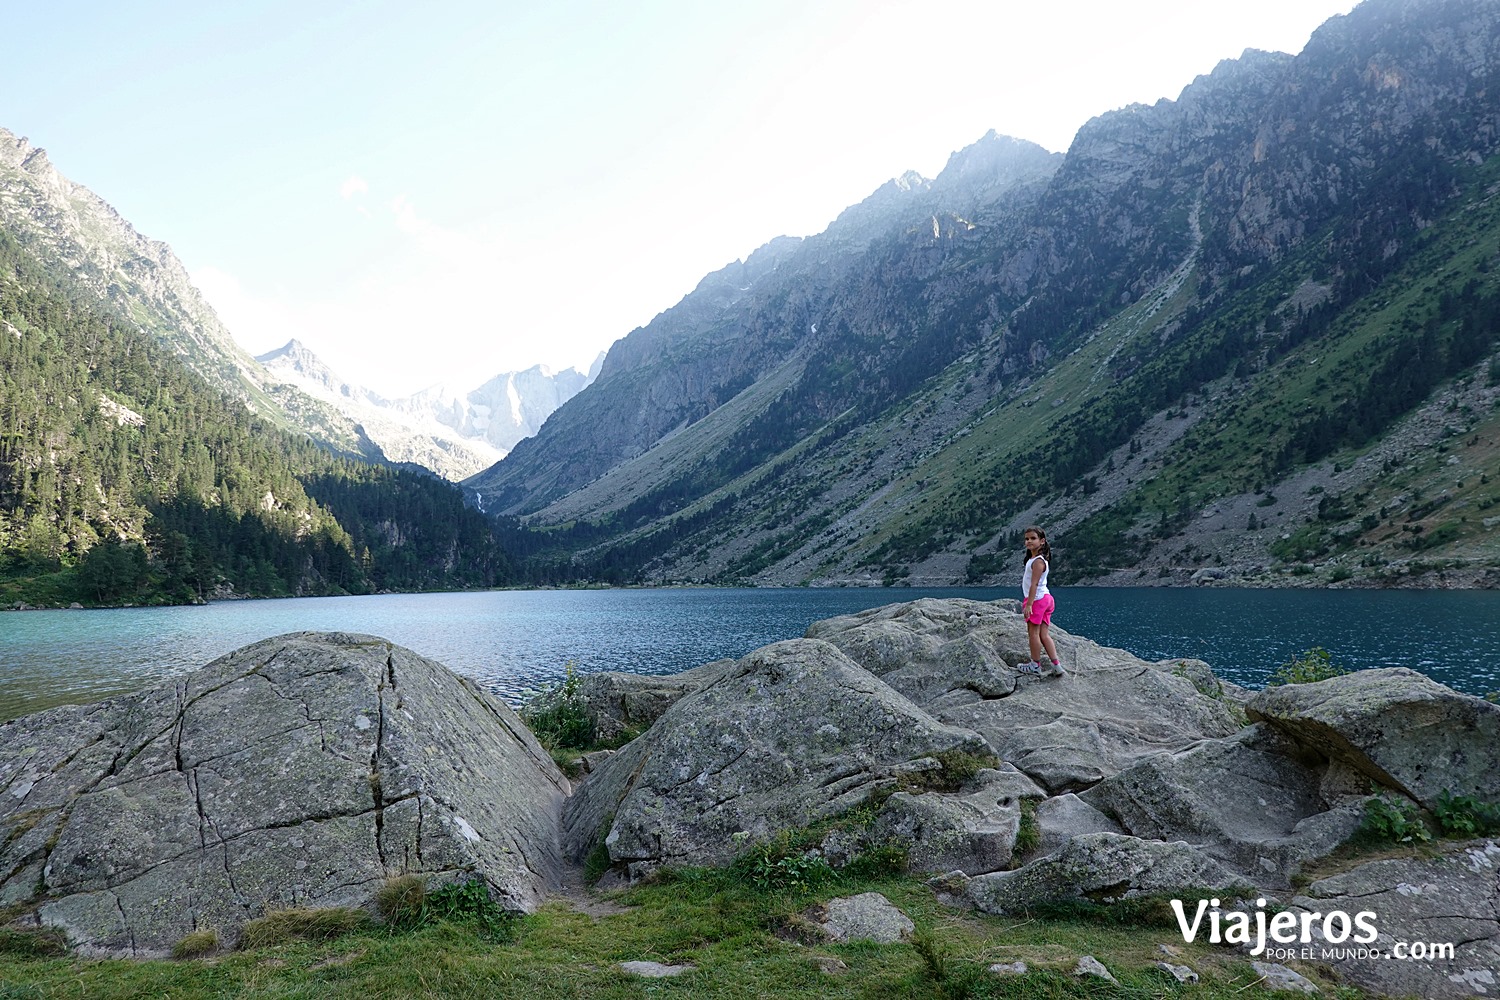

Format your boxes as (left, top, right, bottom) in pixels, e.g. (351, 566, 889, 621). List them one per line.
(1433, 790, 1500, 838)
(1013, 798, 1041, 860)
(522, 663, 594, 751)
(1266, 647, 1349, 686)
(841, 843, 908, 881)
(1357, 794, 1432, 846)
(421, 878, 519, 942)
(731, 834, 837, 894)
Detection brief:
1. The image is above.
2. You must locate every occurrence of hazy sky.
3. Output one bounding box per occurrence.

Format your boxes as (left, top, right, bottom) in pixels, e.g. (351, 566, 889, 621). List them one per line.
(3, 0, 1359, 397)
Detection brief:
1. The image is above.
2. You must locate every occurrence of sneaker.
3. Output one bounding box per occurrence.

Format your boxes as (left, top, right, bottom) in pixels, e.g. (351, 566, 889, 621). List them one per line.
(1043, 662, 1068, 679)
(1016, 661, 1041, 675)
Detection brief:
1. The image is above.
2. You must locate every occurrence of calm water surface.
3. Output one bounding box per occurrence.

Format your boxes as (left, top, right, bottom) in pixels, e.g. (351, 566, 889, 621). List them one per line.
(2, 586, 1497, 721)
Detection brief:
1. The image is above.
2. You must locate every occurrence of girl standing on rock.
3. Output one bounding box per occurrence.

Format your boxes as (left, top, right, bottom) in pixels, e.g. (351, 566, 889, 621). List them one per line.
(1019, 526, 1065, 678)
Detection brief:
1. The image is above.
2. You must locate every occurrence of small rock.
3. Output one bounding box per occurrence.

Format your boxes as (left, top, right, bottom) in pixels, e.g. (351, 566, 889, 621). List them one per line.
(619, 960, 694, 978)
(988, 960, 1028, 976)
(812, 892, 914, 943)
(1074, 955, 1119, 985)
(1251, 961, 1318, 994)
(1157, 942, 1181, 957)
(1156, 961, 1200, 984)
(812, 956, 847, 975)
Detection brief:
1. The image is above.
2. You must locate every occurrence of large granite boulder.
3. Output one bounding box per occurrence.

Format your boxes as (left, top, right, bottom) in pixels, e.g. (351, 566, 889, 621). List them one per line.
(1247, 668, 1500, 810)
(1288, 839, 1500, 999)
(1079, 724, 1365, 886)
(872, 766, 1044, 876)
(0, 633, 568, 957)
(808, 598, 1243, 792)
(562, 638, 990, 873)
(962, 832, 1251, 915)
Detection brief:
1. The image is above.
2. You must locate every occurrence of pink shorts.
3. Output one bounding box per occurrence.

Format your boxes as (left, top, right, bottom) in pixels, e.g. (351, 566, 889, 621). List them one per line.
(1025, 593, 1055, 625)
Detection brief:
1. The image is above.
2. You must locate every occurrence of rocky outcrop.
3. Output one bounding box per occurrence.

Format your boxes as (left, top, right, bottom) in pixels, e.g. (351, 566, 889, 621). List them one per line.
(1247, 668, 1500, 810)
(1078, 724, 1365, 886)
(873, 766, 1043, 875)
(808, 599, 1243, 791)
(1289, 839, 1500, 1000)
(0, 633, 568, 957)
(561, 638, 990, 874)
(962, 832, 1250, 915)
(572, 659, 733, 743)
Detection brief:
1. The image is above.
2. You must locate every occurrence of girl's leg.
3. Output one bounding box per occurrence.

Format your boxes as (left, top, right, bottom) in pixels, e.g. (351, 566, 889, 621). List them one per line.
(1039, 624, 1061, 667)
(1028, 622, 1042, 664)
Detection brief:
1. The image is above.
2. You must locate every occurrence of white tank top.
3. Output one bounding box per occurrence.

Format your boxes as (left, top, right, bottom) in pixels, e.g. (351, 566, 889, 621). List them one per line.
(1022, 555, 1050, 599)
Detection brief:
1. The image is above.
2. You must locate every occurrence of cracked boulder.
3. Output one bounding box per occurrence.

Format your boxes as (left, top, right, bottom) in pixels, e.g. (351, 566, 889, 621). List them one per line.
(1288, 839, 1500, 1000)
(962, 832, 1251, 915)
(1247, 668, 1500, 811)
(1078, 724, 1365, 887)
(808, 598, 1243, 792)
(562, 638, 989, 873)
(872, 765, 1043, 876)
(0, 632, 568, 957)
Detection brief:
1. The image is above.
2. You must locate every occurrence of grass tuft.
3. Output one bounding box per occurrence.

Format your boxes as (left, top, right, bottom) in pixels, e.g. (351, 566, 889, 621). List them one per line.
(237, 907, 372, 950)
(170, 928, 219, 959)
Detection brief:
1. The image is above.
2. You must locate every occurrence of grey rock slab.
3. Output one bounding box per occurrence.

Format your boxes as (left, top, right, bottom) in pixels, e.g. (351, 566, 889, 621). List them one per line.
(1073, 955, 1119, 984)
(812, 892, 914, 943)
(988, 960, 1028, 975)
(1156, 961, 1200, 984)
(1028, 792, 1125, 861)
(1250, 961, 1319, 993)
(1288, 838, 1500, 1000)
(874, 766, 1042, 875)
(1247, 668, 1500, 810)
(965, 832, 1251, 915)
(1079, 724, 1363, 886)
(619, 960, 694, 978)
(2, 633, 569, 957)
(561, 638, 988, 870)
(809, 598, 1242, 793)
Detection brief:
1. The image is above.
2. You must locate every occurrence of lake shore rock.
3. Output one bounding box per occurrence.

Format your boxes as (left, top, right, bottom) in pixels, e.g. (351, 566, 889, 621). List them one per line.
(0, 633, 568, 957)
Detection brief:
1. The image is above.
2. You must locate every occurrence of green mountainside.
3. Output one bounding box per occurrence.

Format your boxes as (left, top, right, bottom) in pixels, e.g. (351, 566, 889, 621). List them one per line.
(0, 227, 514, 606)
(468, 0, 1500, 589)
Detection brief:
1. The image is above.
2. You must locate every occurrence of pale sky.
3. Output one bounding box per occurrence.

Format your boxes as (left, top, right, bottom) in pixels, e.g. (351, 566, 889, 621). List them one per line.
(2, 0, 1360, 398)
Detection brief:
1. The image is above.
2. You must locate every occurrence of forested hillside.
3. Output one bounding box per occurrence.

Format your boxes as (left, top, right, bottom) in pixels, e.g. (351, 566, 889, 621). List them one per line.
(0, 227, 513, 606)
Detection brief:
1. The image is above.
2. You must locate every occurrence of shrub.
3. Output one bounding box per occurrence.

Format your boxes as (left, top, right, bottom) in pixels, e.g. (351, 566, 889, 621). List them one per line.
(421, 878, 519, 942)
(1356, 794, 1432, 846)
(842, 843, 908, 881)
(1266, 647, 1348, 686)
(522, 663, 594, 751)
(1433, 790, 1500, 838)
(731, 833, 837, 894)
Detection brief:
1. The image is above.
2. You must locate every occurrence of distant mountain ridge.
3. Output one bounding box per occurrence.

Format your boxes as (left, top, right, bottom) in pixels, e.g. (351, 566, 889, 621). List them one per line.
(255, 340, 599, 480)
(466, 0, 1500, 590)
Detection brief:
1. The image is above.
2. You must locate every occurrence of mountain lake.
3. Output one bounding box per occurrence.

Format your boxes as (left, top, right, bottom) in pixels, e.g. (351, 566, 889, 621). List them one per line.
(3, 586, 1498, 722)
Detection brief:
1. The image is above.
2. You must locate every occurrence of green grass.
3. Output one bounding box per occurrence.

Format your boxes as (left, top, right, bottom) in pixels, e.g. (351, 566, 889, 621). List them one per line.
(0, 871, 1389, 999)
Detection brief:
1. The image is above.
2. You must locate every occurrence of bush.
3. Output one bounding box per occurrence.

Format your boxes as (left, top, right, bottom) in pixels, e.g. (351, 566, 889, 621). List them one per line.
(1433, 790, 1500, 838)
(1356, 794, 1432, 846)
(421, 878, 519, 942)
(731, 834, 837, 894)
(522, 663, 594, 751)
(1266, 647, 1348, 686)
(375, 874, 426, 927)
(1013, 799, 1041, 860)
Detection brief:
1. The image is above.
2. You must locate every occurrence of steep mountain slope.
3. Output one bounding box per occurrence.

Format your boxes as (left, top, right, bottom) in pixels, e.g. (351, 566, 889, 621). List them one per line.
(256, 340, 597, 480)
(0, 128, 381, 462)
(468, 0, 1500, 589)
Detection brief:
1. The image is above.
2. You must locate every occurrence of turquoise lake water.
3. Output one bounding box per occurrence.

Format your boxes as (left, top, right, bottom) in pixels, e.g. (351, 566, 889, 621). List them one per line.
(2, 586, 1497, 721)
